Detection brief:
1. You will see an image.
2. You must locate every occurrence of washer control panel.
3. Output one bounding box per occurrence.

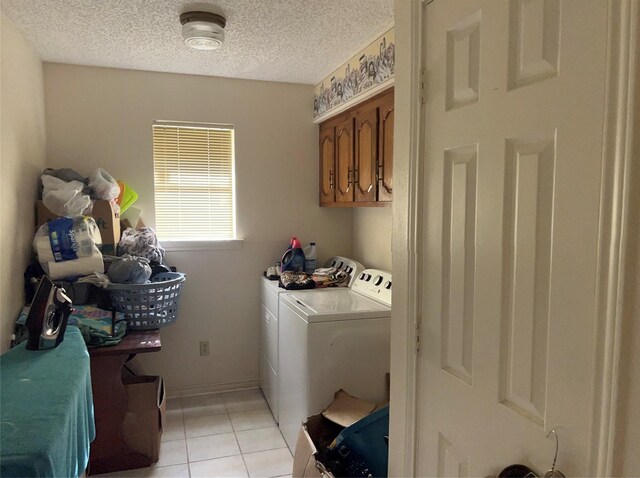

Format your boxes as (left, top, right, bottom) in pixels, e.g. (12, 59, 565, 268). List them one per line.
(351, 269, 392, 306)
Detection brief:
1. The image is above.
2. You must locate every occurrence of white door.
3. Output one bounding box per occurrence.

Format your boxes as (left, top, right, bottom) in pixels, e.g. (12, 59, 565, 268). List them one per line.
(417, 0, 609, 476)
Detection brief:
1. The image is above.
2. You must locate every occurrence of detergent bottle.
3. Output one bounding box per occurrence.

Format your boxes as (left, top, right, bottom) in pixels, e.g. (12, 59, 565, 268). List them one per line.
(303, 242, 317, 274)
(281, 237, 305, 272)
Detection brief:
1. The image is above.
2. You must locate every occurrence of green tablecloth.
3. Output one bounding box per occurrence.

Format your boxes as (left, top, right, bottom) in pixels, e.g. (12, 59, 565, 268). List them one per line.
(0, 326, 95, 477)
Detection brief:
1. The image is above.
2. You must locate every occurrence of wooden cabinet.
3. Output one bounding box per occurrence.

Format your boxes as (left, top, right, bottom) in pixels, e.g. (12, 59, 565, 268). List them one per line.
(319, 122, 335, 205)
(335, 115, 354, 203)
(318, 88, 393, 207)
(354, 101, 378, 203)
(377, 91, 394, 202)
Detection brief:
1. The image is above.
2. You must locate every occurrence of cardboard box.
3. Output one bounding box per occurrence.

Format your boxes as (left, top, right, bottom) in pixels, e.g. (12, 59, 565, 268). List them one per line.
(36, 200, 121, 254)
(122, 376, 166, 463)
(293, 415, 333, 478)
(292, 390, 388, 478)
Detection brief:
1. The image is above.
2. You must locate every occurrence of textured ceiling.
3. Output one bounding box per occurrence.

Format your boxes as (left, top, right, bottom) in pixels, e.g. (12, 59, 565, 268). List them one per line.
(1, 0, 394, 85)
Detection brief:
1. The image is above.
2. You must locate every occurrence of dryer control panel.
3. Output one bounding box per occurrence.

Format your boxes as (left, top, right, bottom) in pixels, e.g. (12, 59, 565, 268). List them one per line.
(351, 269, 392, 306)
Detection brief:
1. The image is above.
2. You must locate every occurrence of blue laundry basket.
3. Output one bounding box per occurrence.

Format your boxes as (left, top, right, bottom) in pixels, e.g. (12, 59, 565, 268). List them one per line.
(107, 272, 185, 329)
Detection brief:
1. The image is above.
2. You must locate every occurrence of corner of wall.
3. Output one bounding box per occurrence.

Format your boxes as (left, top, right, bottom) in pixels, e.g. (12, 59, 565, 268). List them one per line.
(0, 14, 47, 354)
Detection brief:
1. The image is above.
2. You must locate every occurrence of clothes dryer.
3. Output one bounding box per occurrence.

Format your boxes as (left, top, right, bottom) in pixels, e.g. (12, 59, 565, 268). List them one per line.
(277, 269, 392, 451)
(259, 256, 365, 422)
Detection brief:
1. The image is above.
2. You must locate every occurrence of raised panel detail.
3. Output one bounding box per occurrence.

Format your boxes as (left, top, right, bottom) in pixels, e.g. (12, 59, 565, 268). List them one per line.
(378, 93, 394, 201)
(321, 135, 333, 197)
(441, 144, 477, 384)
(438, 433, 469, 478)
(355, 105, 378, 203)
(500, 133, 556, 426)
(357, 120, 373, 194)
(508, 0, 560, 89)
(335, 117, 354, 203)
(446, 11, 481, 110)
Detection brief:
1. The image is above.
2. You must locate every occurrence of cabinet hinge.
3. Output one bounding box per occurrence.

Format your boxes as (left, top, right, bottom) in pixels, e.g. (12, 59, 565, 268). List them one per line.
(416, 318, 422, 353)
(420, 68, 426, 104)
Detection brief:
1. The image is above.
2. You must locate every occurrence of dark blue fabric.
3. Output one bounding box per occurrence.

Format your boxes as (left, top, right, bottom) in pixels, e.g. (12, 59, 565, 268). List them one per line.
(0, 326, 95, 477)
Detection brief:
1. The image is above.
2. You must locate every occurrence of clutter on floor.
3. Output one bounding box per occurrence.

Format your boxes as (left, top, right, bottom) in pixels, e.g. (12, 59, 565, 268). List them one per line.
(293, 389, 390, 478)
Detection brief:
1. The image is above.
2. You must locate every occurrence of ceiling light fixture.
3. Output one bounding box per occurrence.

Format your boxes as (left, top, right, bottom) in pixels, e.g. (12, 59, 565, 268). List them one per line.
(180, 11, 226, 51)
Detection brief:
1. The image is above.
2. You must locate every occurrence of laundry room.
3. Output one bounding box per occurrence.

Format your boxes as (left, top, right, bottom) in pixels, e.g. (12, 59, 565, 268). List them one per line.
(3, 1, 640, 478)
(1, 1, 395, 476)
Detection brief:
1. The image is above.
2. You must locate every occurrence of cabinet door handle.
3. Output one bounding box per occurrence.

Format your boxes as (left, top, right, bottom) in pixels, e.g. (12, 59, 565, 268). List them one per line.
(329, 170, 334, 189)
(354, 168, 360, 186)
(347, 167, 354, 191)
(377, 160, 384, 182)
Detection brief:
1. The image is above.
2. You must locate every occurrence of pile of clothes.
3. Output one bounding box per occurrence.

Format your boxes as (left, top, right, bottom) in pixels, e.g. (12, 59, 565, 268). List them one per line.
(312, 268, 350, 287)
(277, 267, 350, 290)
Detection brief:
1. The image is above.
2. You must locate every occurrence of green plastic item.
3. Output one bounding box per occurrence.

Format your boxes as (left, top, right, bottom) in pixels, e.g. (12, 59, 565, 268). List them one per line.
(117, 181, 138, 214)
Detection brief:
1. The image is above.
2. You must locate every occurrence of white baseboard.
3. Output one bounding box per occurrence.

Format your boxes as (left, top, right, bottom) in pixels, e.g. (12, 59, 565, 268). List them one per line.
(166, 379, 260, 399)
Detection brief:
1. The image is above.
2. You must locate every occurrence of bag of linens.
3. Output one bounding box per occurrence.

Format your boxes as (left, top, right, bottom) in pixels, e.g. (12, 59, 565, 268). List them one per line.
(118, 227, 165, 263)
(33, 216, 104, 280)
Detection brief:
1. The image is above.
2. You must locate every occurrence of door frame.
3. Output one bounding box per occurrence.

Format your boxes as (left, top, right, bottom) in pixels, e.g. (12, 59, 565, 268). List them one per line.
(588, 1, 639, 475)
(389, 1, 639, 476)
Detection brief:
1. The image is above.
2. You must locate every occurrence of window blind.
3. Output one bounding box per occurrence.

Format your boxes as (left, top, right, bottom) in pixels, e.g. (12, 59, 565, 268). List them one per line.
(153, 123, 235, 241)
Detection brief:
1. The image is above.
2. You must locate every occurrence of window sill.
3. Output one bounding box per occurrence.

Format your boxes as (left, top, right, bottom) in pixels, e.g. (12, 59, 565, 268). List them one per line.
(162, 239, 244, 252)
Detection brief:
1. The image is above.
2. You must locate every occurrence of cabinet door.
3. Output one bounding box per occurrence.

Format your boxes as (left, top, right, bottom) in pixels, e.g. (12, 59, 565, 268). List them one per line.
(377, 90, 394, 202)
(319, 122, 335, 205)
(334, 115, 354, 203)
(354, 104, 378, 203)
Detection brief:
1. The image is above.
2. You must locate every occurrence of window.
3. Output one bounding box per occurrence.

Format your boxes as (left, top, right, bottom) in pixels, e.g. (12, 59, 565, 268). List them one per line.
(153, 121, 235, 241)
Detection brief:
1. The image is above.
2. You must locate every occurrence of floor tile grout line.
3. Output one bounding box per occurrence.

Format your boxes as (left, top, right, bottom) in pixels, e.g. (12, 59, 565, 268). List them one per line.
(185, 429, 235, 440)
(231, 423, 277, 433)
(232, 430, 251, 478)
(238, 442, 287, 456)
(241, 446, 291, 457)
(187, 450, 243, 464)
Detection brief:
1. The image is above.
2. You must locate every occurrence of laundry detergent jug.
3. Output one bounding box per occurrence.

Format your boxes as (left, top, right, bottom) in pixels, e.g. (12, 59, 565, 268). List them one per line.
(281, 237, 305, 272)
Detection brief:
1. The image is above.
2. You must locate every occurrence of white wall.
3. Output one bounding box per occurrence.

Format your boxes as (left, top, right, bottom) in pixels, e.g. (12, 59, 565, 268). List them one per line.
(43, 63, 353, 393)
(352, 207, 392, 271)
(0, 14, 47, 354)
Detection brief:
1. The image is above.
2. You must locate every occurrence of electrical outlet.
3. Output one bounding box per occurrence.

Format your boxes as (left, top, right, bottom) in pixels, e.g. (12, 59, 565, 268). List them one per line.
(199, 341, 210, 356)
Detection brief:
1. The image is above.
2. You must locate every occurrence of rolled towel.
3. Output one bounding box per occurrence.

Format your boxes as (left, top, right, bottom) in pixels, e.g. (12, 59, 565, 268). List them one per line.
(43, 255, 105, 280)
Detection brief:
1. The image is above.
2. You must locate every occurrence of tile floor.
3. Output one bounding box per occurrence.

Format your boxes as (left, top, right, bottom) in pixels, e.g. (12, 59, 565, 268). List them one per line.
(95, 388, 293, 478)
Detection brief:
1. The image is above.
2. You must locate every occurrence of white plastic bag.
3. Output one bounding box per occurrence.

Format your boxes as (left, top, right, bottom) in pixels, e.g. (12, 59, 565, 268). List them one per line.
(88, 168, 120, 200)
(41, 175, 92, 216)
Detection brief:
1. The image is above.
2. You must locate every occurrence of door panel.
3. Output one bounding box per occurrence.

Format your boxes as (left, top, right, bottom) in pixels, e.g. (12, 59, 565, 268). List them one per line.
(335, 115, 354, 203)
(355, 105, 378, 202)
(378, 91, 394, 202)
(319, 122, 335, 204)
(416, 1, 608, 476)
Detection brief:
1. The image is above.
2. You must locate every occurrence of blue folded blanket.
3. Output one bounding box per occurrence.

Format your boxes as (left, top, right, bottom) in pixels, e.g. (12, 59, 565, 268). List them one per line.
(15, 305, 126, 347)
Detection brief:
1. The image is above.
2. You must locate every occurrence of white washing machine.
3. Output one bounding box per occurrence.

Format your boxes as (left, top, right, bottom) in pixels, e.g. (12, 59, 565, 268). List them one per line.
(277, 269, 392, 451)
(259, 256, 364, 422)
